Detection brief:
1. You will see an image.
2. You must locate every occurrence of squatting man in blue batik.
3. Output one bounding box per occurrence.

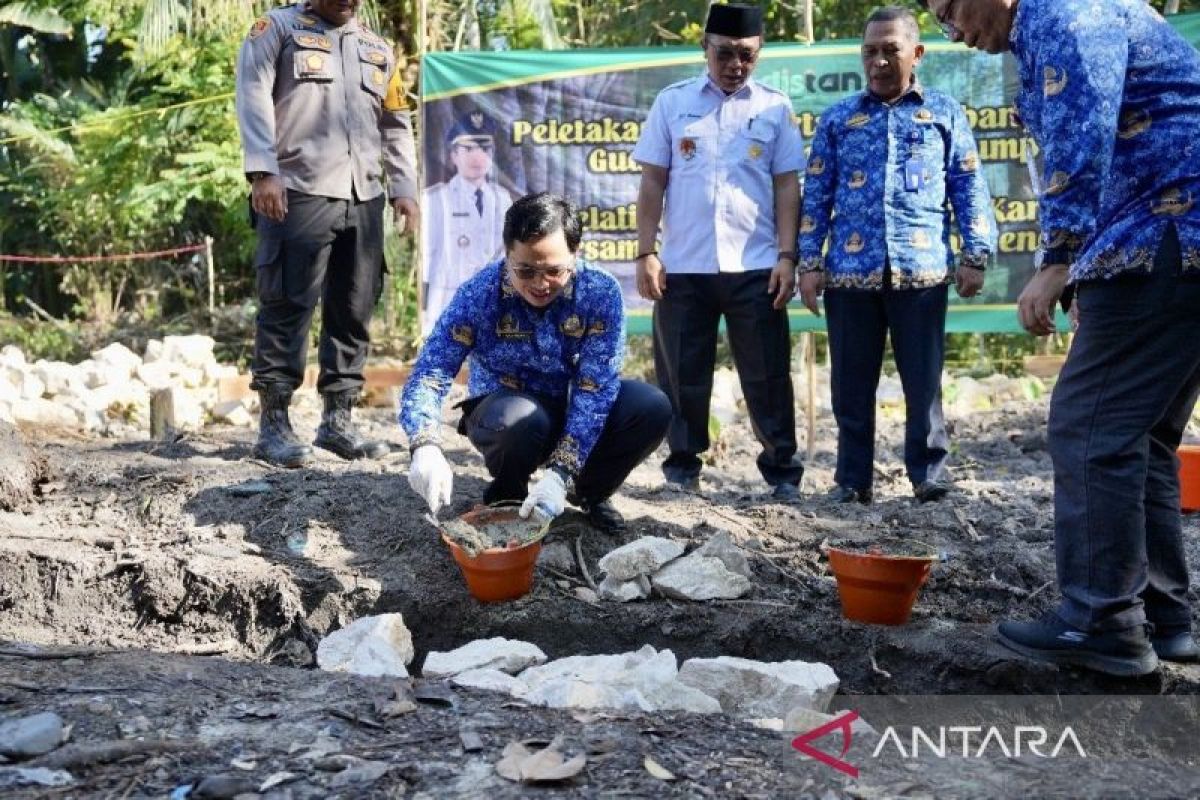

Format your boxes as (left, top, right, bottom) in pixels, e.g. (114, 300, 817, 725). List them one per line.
(798, 6, 996, 507)
(924, 0, 1200, 675)
(399, 192, 672, 535)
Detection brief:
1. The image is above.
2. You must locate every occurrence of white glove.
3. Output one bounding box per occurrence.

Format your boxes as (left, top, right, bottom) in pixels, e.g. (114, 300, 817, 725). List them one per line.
(408, 445, 453, 515)
(520, 469, 568, 522)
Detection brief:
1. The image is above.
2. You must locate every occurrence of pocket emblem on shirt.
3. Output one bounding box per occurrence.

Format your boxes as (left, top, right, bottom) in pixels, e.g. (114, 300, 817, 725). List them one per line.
(748, 143, 763, 160)
(297, 34, 331, 50)
(249, 17, 270, 39)
(305, 53, 325, 71)
(807, 157, 825, 176)
(1118, 110, 1152, 140)
(1044, 171, 1071, 195)
(560, 315, 584, 338)
(913, 109, 934, 123)
(1043, 66, 1068, 97)
(846, 112, 871, 129)
(848, 171, 867, 189)
(1152, 188, 1194, 216)
(679, 137, 697, 160)
(367, 50, 388, 65)
(844, 232, 865, 254)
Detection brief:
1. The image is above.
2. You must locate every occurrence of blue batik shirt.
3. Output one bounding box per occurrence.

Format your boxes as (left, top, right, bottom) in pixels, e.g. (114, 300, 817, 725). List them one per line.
(1010, 0, 1200, 281)
(798, 83, 996, 289)
(399, 258, 625, 479)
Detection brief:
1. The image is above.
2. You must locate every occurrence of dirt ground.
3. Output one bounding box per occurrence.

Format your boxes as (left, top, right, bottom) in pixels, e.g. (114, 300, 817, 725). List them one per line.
(2, 388, 1199, 797)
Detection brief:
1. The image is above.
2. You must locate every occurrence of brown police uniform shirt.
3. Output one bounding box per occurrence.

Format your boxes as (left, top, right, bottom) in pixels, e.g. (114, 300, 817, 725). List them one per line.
(235, 2, 418, 202)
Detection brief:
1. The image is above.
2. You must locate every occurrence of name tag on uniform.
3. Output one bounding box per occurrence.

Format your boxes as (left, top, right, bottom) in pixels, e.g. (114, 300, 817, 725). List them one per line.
(904, 158, 925, 192)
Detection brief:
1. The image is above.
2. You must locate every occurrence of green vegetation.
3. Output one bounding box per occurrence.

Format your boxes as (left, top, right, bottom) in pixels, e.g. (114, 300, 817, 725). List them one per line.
(0, 1, 1195, 364)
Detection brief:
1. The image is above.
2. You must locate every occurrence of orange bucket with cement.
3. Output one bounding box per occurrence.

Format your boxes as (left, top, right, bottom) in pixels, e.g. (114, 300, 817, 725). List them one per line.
(441, 506, 543, 602)
(827, 547, 937, 626)
(1179, 445, 1200, 512)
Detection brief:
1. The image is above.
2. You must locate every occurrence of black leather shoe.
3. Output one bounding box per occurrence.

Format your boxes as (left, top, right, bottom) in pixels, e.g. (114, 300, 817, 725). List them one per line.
(913, 479, 951, 503)
(580, 498, 626, 535)
(997, 612, 1159, 677)
(253, 385, 311, 468)
(771, 483, 801, 503)
(314, 390, 390, 460)
(663, 473, 700, 493)
(1151, 629, 1199, 662)
(828, 484, 871, 504)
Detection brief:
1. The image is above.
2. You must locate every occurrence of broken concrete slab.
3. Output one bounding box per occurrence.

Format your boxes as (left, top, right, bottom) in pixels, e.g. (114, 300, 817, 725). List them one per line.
(517, 646, 721, 714)
(315, 614, 413, 678)
(150, 387, 205, 439)
(90, 342, 141, 378)
(597, 536, 684, 581)
(651, 554, 752, 601)
(677, 656, 839, 717)
(597, 574, 651, 602)
(423, 638, 547, 678)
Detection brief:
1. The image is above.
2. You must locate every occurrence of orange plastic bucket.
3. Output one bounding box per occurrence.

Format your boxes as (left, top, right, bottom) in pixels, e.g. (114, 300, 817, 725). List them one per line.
(1179, 445, 1200, 513)
(441, 507, 542, 602)
(827, 547, 937, 626)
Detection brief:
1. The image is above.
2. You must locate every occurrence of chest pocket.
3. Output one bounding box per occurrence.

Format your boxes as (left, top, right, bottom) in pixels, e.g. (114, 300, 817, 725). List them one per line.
(291, 31, 334, 81)
(738, 118, 777, 168)
(358, 42, 391, 98)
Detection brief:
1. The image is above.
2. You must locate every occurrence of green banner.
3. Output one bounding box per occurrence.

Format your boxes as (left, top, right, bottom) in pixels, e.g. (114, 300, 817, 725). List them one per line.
(419, 12, 1200, 334)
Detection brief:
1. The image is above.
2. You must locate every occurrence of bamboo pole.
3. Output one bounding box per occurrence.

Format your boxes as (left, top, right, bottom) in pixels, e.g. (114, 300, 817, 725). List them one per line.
(203, 235, 215, 316)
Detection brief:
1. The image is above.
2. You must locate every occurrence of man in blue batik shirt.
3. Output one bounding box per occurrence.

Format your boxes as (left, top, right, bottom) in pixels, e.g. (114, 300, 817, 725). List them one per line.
(798, 6, 996, 506)
(400, 192, 671, 534)
(926, 0, 1200, 675)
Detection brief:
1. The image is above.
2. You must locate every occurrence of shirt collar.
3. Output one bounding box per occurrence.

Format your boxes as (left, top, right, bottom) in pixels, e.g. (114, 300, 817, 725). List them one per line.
(697, 72, 756, 100)
(303, 2, 359, 31)
(861, 76, 924, 108)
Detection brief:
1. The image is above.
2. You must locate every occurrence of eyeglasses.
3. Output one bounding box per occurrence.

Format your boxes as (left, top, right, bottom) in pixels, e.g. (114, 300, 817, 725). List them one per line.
(711, 45, 760, 65)
(935, 0, 960, 38)
(453, 140, 494, 154)
(510, 264, 574, 281)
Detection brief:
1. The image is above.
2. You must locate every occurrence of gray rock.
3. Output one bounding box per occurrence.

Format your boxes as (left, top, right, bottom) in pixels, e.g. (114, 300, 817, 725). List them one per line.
(597, 574, 651, 602)
(651, 554, 752, 600)
(678, 656, 840, 717)
(0, 712, 64, 759)
(192, 774, 257, 799)
(537, 541, 575, 572)
(423, 638, 547, 677)
(597, 536, 684, 581)
(0, 767, 74, 789)
(695, 530, 753, 578)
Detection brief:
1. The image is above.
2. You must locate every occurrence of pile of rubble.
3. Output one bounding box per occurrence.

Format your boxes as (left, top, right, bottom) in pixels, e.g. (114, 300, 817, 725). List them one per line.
(0, 338, 248, 435)
(313, 618, 840, 727)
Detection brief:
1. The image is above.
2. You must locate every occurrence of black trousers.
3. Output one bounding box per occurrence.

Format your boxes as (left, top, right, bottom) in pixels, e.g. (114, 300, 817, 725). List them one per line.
(824, 272, 949, 492)
(652, 271, 802, 486)
(459, 380, 672, 505)
(250, 191, 386, 394)
(1049, 226, 1199, 634)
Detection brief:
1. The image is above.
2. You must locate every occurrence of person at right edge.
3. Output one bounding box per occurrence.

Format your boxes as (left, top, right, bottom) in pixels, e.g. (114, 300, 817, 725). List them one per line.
(924, 0, 1200, 675)
(797, 6, 996, 507)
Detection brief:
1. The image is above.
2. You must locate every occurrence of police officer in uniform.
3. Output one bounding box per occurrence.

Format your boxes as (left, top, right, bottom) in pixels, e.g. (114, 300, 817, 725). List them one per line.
(402, 193, 671, 534)
(633, 3, 805, 501)
(236, 0, 418, 467)
(422, 111, 513, 336)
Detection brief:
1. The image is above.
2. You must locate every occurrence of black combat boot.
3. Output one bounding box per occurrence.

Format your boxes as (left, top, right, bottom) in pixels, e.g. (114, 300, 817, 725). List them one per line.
(253, 385, 311, 468)
(314, 389, 390, 460)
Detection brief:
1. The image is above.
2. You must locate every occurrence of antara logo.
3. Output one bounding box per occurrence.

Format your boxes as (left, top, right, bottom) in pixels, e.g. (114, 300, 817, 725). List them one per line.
(792, 712, 1088, 776)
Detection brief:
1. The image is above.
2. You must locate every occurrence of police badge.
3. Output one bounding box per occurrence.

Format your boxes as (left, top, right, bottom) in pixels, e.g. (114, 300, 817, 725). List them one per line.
(679, 137, 697, 160)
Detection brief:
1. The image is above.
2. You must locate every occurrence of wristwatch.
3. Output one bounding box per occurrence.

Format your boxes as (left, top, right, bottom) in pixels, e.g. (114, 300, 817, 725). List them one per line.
(958, 251, 988, 271)
(778, 250, 798, 264)
(247, 171, 270, 182)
